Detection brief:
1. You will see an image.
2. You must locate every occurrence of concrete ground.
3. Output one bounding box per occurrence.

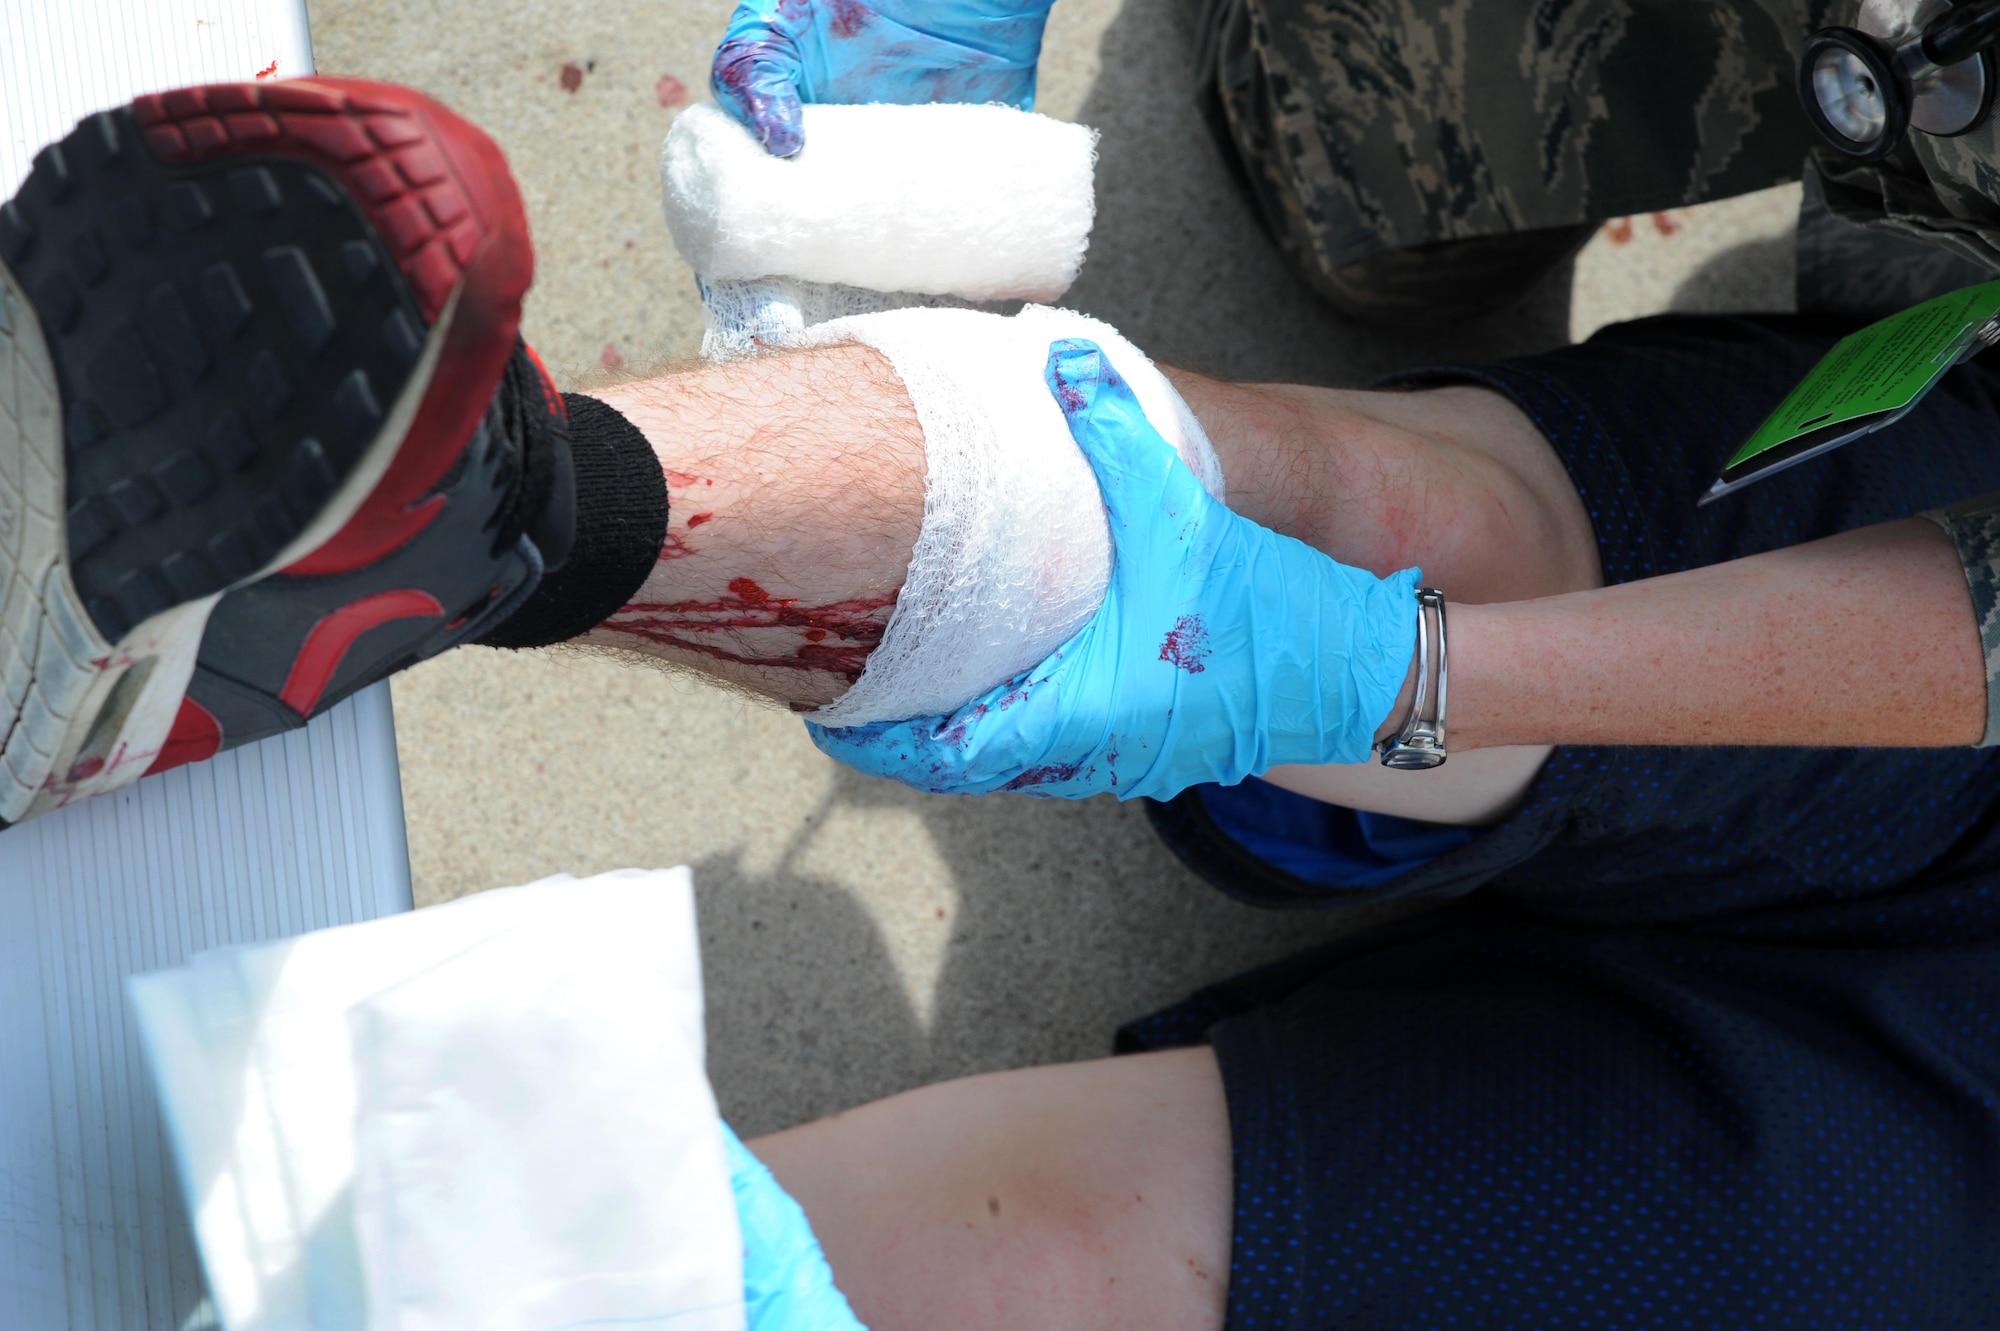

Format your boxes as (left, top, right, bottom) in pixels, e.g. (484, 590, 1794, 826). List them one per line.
(311, 0, 1802, 1137)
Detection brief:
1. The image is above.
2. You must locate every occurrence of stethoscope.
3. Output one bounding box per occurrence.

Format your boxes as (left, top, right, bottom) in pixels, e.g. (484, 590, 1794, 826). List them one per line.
(1801, 0, 2000, 159)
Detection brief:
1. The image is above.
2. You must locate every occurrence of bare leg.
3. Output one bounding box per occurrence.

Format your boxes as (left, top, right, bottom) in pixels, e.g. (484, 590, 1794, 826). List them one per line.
(751, 1048, 1232, 1331)
(1166, 373, 1601, 604)
(586, 345, 926, 709)
(581, 343, 1600, 819)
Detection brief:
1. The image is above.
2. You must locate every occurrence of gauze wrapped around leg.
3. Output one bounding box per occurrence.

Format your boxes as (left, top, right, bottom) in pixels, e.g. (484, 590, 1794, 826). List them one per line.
(662, 102, 1097, 357)
(659, 100, 1220, 723)
(804, 305, 1225, 729)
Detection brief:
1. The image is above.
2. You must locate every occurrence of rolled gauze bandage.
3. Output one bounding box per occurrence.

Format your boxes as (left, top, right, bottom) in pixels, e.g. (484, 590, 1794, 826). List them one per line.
(804, 305, 1225, 730)
(662, 102, 1097, 303)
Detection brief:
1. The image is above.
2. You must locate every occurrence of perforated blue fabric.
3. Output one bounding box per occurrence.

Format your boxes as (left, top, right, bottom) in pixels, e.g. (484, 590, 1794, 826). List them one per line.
(1194, 913, 2000, 1330)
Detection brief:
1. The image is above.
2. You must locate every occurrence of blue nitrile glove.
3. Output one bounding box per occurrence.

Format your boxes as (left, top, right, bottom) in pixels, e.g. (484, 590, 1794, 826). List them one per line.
(725, 1122, 869, 1331)
(807, 340, 1421, 802)
(711, 1, 1057, 156)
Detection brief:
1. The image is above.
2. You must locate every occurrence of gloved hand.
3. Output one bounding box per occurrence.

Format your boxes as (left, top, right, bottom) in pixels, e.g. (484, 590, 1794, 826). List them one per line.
(711, 0, 1057, 156)
(725, 1122, 869, 1331)
(808, 340, 1421, 802)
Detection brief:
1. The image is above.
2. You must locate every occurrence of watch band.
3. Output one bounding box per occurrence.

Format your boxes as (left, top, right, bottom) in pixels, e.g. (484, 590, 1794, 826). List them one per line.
(1377, 587, 1448, 770)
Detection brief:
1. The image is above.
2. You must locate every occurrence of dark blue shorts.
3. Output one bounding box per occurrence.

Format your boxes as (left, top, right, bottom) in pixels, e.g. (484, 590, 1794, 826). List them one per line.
(1127, 314, 2000, 1329)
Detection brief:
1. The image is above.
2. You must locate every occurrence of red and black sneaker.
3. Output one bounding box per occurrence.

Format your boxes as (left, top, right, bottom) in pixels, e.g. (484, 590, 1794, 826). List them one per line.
(0, 79, 575, 822)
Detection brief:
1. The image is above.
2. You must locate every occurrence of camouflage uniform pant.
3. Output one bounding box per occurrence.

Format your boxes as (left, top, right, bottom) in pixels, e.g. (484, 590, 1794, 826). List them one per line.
(1192, 0, 1834, 304)
(1194, 0, 2000, 303)
(1925, 493, 2000, 747)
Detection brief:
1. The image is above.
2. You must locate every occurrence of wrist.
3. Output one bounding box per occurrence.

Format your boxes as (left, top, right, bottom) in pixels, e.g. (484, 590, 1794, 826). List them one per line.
(1429, 599, 1537, 751)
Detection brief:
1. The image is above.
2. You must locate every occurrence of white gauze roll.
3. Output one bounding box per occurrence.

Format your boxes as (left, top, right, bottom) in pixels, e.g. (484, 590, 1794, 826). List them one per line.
(804, 304, 1226, 729)
(663, 102, 1097, 301)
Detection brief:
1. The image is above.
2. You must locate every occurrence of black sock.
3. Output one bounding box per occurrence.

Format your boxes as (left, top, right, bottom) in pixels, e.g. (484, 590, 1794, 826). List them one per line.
(477, 393, 666, 649)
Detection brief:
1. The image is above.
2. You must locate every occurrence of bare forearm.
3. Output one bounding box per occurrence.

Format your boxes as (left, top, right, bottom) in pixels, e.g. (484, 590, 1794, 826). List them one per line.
(1442, 518, 1985, 749)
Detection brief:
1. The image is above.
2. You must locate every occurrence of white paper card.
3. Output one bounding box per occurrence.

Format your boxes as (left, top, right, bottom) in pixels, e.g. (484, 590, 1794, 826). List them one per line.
(0, 685, 413, 1331)
(129, 868, 746, 1331)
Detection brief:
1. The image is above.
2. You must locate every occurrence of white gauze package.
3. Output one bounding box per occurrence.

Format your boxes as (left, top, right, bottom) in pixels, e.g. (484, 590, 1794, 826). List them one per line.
(662, 101, 1097, 355)
(127, 868, 742, 1331)
(805, 304, 1226, 729)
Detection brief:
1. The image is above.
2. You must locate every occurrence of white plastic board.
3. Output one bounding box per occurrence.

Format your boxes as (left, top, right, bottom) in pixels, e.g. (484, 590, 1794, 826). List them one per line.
(2, 0, 316, 199)
(1, 5, 420, 1325)
(0, 685, 414, 1331)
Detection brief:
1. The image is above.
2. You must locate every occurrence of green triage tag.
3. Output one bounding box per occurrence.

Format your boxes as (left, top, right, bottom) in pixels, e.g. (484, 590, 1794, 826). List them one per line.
(1702, 280, 2000, 504)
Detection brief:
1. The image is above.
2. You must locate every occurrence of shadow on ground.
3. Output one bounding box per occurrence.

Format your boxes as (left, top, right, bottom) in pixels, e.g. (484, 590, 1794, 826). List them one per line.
(1670, 235, 1797, 317)
(698, 762, 1389, 1137)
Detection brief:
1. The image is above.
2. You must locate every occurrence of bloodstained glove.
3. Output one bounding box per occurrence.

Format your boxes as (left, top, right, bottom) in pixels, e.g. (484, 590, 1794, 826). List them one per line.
(725, 1122, 869, 1331)
(710, 0, 1056, 156)
(808, 339, 1421, 801)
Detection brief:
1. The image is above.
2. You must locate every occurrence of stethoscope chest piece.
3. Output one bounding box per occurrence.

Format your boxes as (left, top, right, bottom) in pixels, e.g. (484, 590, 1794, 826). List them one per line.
(1801, 0, 2000, 159)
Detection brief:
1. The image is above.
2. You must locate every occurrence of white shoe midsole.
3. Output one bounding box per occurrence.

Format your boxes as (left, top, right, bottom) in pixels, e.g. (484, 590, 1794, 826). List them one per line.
(0, 259, 206, 820)
(0, 246, 456, 821)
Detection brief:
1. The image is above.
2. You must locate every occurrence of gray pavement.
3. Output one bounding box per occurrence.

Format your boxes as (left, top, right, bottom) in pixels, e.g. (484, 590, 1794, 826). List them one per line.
(311, 0, 1800, 1136)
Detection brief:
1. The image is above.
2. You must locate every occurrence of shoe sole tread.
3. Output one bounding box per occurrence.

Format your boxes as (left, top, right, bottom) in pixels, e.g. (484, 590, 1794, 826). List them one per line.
(0, 78, 529, 820)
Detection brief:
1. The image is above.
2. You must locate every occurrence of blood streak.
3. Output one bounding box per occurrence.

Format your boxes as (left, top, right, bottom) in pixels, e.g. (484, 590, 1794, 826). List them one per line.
(255, 60, 279, 79)
(1047, 351, 1090, 413)
(658, 512, 713, 559)
(933, 702, 988, 748)
(828, 0, 871, 36)
(1158, 614, 1210, 673)
(663, 470, 712, 489)
(1000, 761, 1085, 791)
(605, 584, 898, 683)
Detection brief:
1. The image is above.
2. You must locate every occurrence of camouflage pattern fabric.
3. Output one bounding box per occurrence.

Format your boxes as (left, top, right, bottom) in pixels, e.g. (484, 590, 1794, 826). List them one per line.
(1923, 493, 2000, 747)
(1796, 159, 1995, 316)
(1190, 0, 1834, 303)
(1190, 0, 2000, 298)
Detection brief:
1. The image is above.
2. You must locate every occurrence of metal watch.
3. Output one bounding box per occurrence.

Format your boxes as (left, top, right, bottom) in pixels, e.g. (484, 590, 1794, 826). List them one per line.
(1376, 587, 1448, 770)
